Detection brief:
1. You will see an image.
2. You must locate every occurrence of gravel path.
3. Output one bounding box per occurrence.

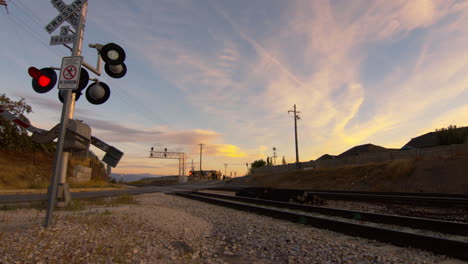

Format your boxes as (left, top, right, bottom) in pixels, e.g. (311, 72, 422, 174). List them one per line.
(0, 193, 462, 264)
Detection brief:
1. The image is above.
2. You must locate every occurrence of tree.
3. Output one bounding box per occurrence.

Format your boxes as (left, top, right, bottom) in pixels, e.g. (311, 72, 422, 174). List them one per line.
(251, 159, 266, 168)
(436, 125, 468, 145)
(0, 94, 54, 152)
(282, 156, 287, 165)
(0, 94, 33, 150)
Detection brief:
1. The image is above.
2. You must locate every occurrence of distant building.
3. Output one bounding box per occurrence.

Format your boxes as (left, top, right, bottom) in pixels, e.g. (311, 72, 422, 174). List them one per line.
(189, 170, 222, 180)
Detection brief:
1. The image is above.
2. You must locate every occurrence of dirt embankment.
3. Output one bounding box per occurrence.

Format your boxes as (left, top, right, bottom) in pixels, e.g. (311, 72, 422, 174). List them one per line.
(237, 156, 468, 193)
(0, 151, 109, 189)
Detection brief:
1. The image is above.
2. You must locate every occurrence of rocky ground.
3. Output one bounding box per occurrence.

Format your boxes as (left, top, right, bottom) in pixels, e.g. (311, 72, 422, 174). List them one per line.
(0, 193, 465, 264)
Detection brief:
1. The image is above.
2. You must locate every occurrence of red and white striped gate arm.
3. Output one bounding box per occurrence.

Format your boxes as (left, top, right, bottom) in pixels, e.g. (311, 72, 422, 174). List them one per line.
(0, 106, 46, 134)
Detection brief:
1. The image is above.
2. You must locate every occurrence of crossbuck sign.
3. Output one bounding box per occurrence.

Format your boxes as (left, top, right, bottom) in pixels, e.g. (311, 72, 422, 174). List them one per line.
(45, 0, 88, 34)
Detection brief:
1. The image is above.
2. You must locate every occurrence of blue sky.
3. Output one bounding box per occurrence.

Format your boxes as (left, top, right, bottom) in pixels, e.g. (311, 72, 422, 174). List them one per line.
(1, 0, 467, 176)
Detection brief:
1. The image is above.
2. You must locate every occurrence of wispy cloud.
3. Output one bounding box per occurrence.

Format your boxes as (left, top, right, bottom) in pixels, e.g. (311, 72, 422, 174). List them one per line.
(84, 0, 468, 171)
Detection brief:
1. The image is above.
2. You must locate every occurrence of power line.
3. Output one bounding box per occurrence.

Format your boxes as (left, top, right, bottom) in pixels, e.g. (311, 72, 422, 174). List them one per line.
(3, 3, 66, 59)
(12, 0, 47, 28)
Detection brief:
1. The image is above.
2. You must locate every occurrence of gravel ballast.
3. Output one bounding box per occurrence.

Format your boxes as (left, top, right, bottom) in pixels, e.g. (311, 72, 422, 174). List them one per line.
(0, 193, 460, 263)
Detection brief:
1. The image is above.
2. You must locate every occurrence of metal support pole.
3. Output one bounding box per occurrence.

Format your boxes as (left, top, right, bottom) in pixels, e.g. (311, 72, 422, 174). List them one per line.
(288, 104, 300, 169)
(294, 105, 299, 166)
(44, 92, 72, 227)
(106, 164, 111, 181)
(199, 144, 204, 179)
(273, 147, 277, 166)
(44, 3, 88, 227)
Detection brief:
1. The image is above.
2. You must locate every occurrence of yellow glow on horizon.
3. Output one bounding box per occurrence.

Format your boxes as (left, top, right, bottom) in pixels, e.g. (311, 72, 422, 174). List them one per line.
(214, 144, 247, 158)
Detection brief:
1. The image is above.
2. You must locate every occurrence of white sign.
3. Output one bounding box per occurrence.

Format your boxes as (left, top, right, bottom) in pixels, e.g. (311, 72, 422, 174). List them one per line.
(50, 26, 76, 45)
(50, 34, 76, 46)
(59, 56, 82, 90)
(45, 0, 87, 34)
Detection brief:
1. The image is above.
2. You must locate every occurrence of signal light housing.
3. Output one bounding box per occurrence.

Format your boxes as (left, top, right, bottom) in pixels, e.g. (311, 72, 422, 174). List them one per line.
(86, 82, 110, 105)
(100, 43, 127, 79)
(77, 68, 90, 93)
(28, 67, 57, 93)
(104, 62, 127, 79)
(100, 43, 126, 65)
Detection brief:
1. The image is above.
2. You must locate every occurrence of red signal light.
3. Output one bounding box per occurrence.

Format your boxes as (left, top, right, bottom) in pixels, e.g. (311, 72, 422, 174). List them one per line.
(28, 67, 51, 87)
(28, 67, 57, 94)
(38, 75, 51, 87)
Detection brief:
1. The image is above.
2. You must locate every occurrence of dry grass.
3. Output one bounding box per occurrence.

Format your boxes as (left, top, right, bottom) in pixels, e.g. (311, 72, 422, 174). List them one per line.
(130, 177, 178, 186)
(68, 180, 121, 189)
(0, 195, 138, 212)
(0, 151, 113, 189)
(247, 159, 417, 191)
(0, 151, 53, 189)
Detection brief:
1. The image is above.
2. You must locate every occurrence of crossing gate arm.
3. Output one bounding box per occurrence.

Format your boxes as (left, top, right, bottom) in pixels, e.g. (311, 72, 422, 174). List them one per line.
(91, 136, 123, 168)
(1, 106, 123, 167)
(0, 106, 46, 134)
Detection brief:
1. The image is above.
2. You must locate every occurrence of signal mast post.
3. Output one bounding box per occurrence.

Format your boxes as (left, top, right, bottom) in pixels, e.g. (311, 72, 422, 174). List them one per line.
(44, 2, 88, 227)
(35, 0, 127, 227)
(57, 2, 88, 205)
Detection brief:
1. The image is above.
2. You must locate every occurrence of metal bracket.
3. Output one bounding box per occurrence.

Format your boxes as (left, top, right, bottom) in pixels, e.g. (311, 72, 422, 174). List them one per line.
(82, 43, 104, 76)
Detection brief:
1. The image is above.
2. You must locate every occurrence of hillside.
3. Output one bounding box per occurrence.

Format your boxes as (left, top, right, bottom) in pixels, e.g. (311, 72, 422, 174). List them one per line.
(233, 156, 468, 193)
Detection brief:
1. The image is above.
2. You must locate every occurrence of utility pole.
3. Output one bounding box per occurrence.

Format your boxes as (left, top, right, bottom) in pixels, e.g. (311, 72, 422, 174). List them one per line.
(224, 163, 228, 177)
(199, 143, 204, 179)
(272, 147, 277, 166)
(288, 104, 301, 168)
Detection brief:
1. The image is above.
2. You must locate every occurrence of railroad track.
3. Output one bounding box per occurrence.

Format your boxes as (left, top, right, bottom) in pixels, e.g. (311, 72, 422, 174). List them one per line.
(0, 185, 205, 204)
(205, 187, 468, 207)
(176, 191, 468, 260)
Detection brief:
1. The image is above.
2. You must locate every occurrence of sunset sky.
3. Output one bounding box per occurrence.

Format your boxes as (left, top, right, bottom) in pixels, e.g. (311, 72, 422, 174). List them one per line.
(1, 0, 467, 177)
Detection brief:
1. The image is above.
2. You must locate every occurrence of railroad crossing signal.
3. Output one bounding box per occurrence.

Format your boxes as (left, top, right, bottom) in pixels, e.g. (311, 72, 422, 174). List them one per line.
(149, 148, 186, 180)
(28, 67, 58, 94)
(100, 43, 127, 78)
(36, 0, 130, 228)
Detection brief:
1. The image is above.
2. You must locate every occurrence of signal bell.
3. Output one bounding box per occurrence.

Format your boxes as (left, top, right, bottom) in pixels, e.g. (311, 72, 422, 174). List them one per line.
(86, 82, 110, 105)
(28, 67, 57, 93)
(100, 43, 127, 79)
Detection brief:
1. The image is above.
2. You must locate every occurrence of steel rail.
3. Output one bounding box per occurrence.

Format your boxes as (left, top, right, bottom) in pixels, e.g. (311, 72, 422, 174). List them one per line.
(176, 192, 468, 260)
(204, 187, 468, 198)
(193, 191, 468, 236)
(229, 187, 468, 206)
